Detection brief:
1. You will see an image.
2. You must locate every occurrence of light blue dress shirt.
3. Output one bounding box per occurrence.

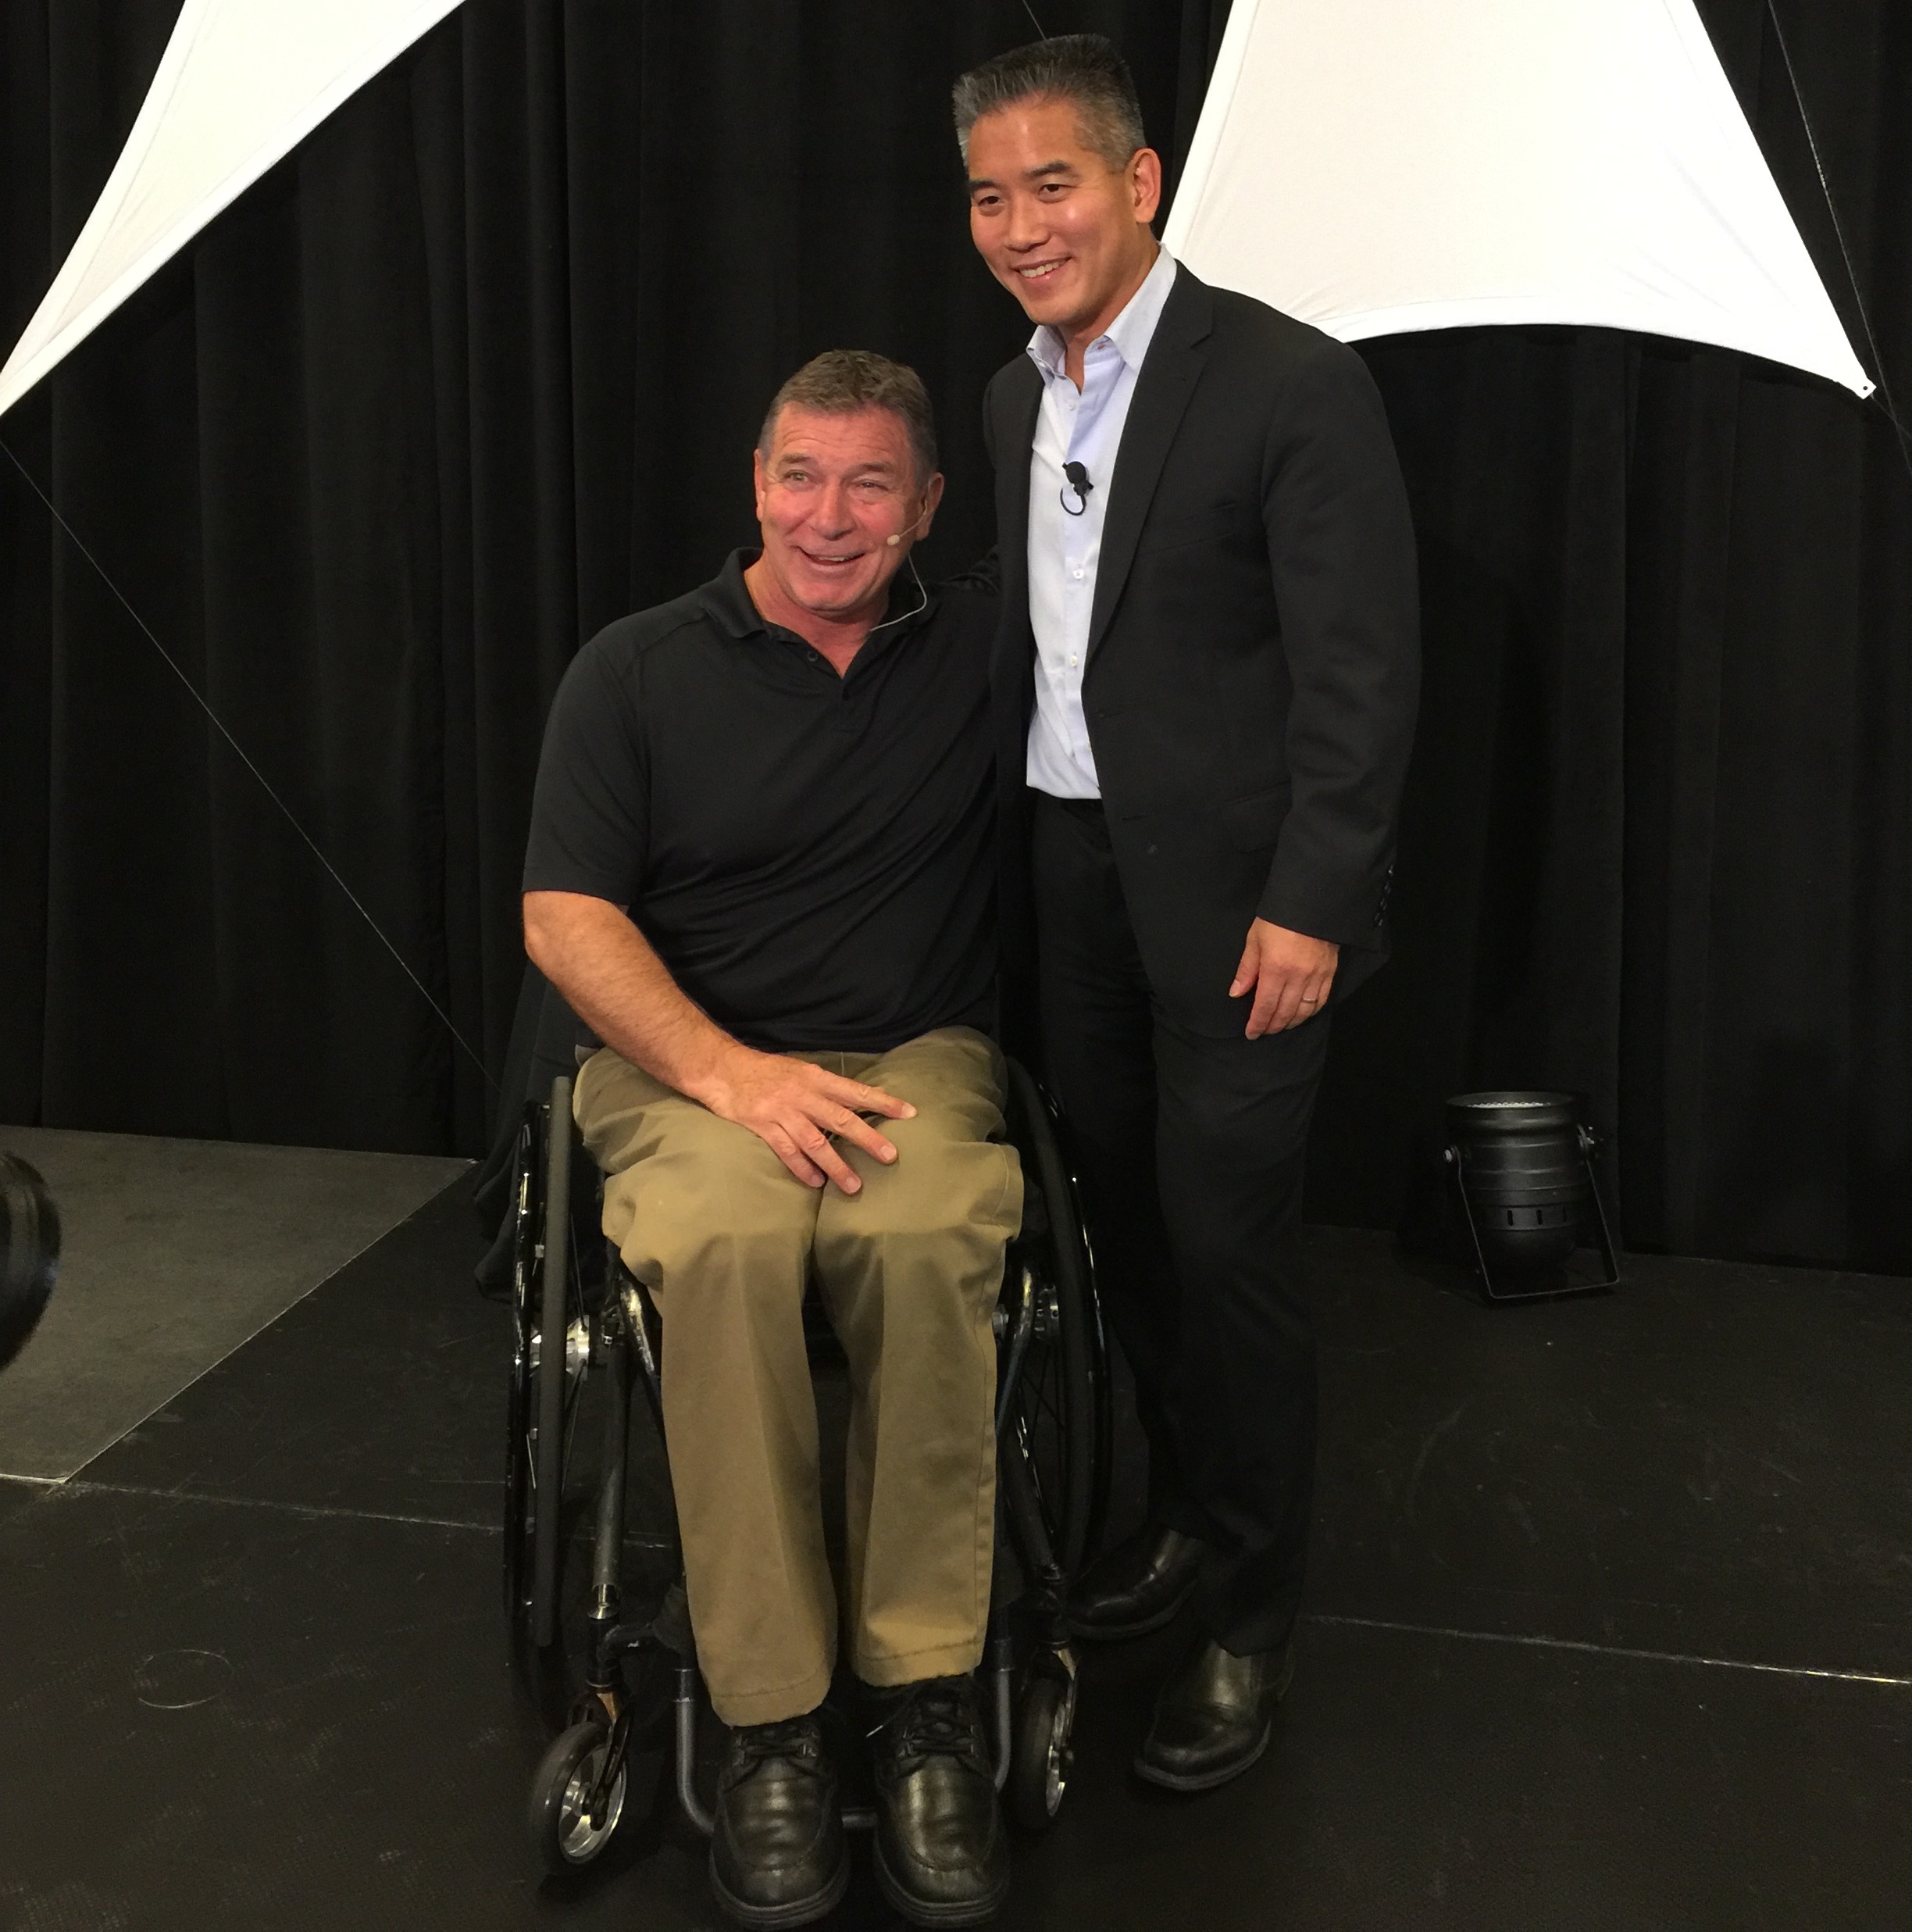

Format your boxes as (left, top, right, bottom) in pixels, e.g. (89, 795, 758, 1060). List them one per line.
(1024, 245, 1179, 799)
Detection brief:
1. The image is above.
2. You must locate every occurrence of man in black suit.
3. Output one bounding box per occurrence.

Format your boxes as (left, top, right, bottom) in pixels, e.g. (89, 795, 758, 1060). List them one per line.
(954, 35, 1419, 1791)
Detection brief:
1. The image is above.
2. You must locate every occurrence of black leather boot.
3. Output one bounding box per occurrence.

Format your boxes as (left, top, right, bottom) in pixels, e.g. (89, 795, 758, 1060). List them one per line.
(708, 1712, 850, 1929)
(868, 1676, 1011, 1927)
(1067, 1522, 1206, 1641)
(1133, 1635, 1295, 1792)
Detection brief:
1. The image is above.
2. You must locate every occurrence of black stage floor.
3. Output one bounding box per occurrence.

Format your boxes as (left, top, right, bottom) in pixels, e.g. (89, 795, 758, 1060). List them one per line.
(2, 1177, 1908, 1930)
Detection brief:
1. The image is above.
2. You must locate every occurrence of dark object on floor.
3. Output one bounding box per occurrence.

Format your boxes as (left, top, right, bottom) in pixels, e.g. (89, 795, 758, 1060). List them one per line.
(708, 1713, 849, 1930)
(869, 1676, 1011, 1928)
(1133, 1634, 1296, 1793)
(1415, 1091, 1621, 1302)
(0, 1152, 59, 1370)
(1068, 1522, 1206, 1641)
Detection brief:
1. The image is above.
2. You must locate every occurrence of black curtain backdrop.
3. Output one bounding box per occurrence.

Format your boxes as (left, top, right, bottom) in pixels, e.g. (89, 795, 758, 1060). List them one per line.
(1, 1, 1906, 1271)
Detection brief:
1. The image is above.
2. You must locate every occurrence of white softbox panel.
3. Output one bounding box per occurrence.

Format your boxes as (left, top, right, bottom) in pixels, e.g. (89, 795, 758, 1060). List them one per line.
(0, 0, 466, 420)
(1165, 0, 1872, 396)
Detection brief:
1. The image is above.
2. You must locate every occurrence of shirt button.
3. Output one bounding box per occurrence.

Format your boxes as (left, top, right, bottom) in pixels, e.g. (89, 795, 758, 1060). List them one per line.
(806, 650, 820, 663)
(1068, 655, 1078, 667)
(1072, 568, 1084, 580)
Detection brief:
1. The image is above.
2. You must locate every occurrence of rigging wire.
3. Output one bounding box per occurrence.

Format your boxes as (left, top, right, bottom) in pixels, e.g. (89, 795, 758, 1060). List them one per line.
(0, 434, 500, 1095)
(1763, 0, 1912, 483)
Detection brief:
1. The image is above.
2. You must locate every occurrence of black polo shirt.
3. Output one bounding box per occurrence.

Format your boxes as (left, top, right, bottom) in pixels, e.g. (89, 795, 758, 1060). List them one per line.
(523, 550, 998, 1053)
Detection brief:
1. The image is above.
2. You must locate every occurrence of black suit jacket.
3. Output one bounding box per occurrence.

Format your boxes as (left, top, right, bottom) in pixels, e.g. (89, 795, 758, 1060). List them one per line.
(986, 264, 1420, 1046)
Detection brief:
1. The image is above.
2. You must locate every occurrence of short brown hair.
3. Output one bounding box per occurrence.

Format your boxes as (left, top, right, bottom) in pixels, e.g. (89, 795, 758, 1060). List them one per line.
(951, 34, 1146, 173)
(758, 350, 938, 483)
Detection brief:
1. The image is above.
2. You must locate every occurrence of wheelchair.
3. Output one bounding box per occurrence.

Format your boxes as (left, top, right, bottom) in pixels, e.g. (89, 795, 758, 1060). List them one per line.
(500, 1055, 1111, 1878)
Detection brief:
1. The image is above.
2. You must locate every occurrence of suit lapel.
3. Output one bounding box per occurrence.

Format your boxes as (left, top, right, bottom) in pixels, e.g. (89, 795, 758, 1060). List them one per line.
(1086, 270, 1213, 656)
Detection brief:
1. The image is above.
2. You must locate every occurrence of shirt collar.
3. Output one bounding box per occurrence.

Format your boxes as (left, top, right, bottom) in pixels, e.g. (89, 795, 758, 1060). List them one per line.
(1026, 244, 1178, 384)
(704, 548, 767, 637)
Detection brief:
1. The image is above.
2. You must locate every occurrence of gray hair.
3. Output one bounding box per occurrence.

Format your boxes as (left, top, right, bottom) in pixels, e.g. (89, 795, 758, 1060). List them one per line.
(758, 349, 938, 483)
(951, 33, 1147, 172)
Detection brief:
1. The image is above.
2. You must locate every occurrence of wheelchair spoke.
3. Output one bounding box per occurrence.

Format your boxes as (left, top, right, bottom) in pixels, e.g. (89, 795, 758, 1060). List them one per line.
(1012, 1336, 1080, 1559)
(1018, 1422, 1066, 1550)
(1025, 1353, 1068, 1450)
(1031, 1355, 1065, 1430)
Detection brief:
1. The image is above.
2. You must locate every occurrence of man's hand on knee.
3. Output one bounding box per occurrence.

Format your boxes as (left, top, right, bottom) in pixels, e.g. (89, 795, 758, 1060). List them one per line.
(694, 1048, 916, 1193)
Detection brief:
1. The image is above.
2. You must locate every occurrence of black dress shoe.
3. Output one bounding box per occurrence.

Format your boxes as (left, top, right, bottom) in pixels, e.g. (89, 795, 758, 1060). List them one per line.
(1067, 1522, 1206, 1641)
(708, 1712, 850, 1930)
(1133, 1634, 1295, 1792)
(868, 1676, 1011, 1927)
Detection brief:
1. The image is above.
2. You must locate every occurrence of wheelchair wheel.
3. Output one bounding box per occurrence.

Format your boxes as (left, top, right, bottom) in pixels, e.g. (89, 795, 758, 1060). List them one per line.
(1006, 1662, 1077, 1832)
(504, 1077, 590, 1652)
(1000, 1059, 1109, 1581)
(528, 1715, 629, 1873)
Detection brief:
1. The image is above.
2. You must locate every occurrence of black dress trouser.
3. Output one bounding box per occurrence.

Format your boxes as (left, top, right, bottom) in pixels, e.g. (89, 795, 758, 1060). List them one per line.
(1031, 792, 1329, 1655)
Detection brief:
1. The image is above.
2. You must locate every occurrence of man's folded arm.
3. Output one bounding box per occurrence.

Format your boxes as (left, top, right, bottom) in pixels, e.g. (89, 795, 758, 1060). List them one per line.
(523, 889, 737, 1105)
(522, 890, 914, 1195)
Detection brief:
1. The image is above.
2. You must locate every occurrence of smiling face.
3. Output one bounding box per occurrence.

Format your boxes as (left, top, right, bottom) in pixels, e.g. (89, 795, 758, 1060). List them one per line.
(965, 95, 1161, 348)
(751, 404, 943, 629)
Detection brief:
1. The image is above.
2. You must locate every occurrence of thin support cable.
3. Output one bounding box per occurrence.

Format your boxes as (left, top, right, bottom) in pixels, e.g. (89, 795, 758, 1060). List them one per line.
(1021, 3, 1047, 39)
(0, 435, 498, 1095)
(1763, 0, 1912, 480)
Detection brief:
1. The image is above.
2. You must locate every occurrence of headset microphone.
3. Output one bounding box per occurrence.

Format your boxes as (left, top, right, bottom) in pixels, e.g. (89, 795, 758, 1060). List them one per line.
(868, 495, 936, 636)
(886, 502, 934, 548)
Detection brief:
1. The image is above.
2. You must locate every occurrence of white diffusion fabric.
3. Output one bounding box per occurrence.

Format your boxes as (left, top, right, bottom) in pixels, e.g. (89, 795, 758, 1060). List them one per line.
(0, 0, 467, 419)
(1164, 0, 1872, 395)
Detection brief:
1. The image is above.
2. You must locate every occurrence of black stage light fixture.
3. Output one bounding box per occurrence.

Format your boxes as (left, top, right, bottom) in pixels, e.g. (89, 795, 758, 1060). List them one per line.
(1442, 1091, 1620, 1303)
(0, 1152, 61, 1370)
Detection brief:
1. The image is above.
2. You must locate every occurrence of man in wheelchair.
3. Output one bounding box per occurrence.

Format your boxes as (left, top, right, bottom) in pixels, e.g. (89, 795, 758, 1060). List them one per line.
(521, 351, 1018, 1928)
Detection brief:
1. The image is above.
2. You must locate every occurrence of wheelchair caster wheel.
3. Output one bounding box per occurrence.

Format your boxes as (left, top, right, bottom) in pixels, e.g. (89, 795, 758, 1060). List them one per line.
(1006, 1668, 1077, 1830)
(529, 1717, 629, 1873)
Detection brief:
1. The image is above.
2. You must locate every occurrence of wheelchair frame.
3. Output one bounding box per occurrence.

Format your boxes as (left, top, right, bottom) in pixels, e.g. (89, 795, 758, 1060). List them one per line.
(501, 1057, 1111, 1877)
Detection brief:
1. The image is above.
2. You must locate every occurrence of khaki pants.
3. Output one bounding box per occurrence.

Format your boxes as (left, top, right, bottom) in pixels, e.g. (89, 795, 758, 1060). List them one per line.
(575, 1026, 1022, 1726)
